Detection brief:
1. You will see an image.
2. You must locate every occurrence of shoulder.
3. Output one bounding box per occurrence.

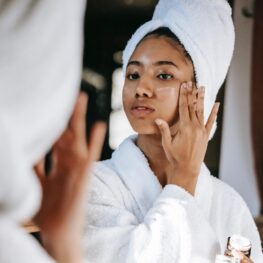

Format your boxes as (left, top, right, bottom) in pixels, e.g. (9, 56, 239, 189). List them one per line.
(90, 159, 124, 188)
(91, 159, 118, 184)
(0, 218, 55, 263)
(88, 159, 127, 205)
(210, 176, 250, 214)
(209, 178, 263, 260)
(211, 176, 245, 202)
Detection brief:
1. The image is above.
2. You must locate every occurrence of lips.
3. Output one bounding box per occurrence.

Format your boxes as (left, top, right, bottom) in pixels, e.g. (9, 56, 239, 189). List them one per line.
(130, 103, 155, 118)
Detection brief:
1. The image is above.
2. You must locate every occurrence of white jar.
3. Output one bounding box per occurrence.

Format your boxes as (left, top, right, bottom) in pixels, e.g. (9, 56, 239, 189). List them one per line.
(215, 254, 233, 263)
(225, 235, 252, 258)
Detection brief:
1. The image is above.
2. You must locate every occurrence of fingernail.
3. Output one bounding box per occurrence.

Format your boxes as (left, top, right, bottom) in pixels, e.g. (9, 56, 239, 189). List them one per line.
(216, 102, 220, 110)
(155, 119, 162, 126)
(181, 83, 187, 89)
(187, 81, 193, 88)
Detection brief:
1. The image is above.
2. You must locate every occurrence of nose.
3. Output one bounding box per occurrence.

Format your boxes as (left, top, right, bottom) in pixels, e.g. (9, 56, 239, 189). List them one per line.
(135, 77, 153, 98)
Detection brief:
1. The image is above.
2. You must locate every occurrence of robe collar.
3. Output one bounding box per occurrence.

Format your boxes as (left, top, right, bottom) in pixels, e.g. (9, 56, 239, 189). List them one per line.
(112, 135, 213, 220)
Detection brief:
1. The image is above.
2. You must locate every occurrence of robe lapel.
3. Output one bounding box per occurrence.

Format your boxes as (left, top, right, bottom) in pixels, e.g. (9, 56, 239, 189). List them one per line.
(112, 135, 162, 217)
(112, 136, 214, 221)
(195, 163, 214, 221)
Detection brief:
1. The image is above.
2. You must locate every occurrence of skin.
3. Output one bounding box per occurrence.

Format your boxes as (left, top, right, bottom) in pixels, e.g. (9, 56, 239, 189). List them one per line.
(123, 35, 252, 263)
(33, 93, 105, 263)
(232, 250, 254, 263)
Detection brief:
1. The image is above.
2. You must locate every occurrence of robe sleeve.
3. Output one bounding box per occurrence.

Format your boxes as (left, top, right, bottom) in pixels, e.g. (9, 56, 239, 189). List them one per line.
(226, 195, 263, 262)
(84, 174, 220, 263)
(240, 206, 263, 262)
(211, 178, 263, 262)
(0, 218, 55, 263)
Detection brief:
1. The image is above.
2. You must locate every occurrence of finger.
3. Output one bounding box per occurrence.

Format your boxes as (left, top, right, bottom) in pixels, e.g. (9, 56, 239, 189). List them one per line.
(205, 103, 220, 135)
(155, 119, 173, 161)
(88, 121, 107, 162)
(187, 82, 198, 124)
(33, 158, 45, 184)
(179, 83, 190, 123)
(49, 149, 58, 177)
(170, 122, 179, 136)
(192, 83, 198, 112)
(232, 250, 253, 262)
(69, 92, 88, 138)
(196, 86, 205, 125)
(232, 249, 244, 259)
(54, 129, 74, 151)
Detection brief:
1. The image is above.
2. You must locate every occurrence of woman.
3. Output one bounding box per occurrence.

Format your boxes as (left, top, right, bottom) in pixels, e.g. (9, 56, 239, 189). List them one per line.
(84, 0, 263, 262)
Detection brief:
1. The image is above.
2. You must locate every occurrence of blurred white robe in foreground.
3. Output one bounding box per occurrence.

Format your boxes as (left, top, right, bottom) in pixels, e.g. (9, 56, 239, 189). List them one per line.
(0, 0, 85, 262)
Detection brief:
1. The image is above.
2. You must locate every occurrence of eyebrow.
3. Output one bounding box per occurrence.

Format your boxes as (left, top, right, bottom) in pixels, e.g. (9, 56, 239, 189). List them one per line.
(127, 61, 142, 67)
(127, 60, 178, 68)
(154, 61, 178, 68)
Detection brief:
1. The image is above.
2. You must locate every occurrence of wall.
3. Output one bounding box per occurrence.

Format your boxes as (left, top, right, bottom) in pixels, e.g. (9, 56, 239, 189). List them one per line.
(220, 0, 260, 216)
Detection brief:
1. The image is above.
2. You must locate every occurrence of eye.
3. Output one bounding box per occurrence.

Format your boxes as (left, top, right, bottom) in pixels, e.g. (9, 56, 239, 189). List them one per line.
(157, 73, 174, 80)
(126, 72, 140, 80)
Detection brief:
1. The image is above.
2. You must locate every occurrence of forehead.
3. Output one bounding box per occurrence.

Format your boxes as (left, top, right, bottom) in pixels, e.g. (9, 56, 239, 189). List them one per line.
(129, 35, 189, 66)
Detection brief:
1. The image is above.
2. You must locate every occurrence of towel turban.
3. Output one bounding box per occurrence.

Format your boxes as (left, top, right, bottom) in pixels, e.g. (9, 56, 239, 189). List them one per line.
(0, 0, 85, 223)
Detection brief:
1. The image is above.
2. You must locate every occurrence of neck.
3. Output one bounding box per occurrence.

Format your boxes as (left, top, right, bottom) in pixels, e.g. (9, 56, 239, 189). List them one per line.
(136, 134, 173, 187)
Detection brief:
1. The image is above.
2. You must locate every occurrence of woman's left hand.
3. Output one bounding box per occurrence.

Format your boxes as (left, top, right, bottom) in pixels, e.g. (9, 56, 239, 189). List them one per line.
(155, 81, 219, 195)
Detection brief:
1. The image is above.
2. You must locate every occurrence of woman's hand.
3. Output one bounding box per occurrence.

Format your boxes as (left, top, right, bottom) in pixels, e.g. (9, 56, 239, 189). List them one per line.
(34, 93, 105, 263)
(155, 81, 219, 195)
(232, 250, 254, 263)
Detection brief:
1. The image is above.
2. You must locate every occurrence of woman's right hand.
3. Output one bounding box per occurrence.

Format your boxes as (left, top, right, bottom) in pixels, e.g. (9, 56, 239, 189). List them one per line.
(232, 250, 254, 263)
(34, 93, 105, 263)
(155, 81, 219, 195)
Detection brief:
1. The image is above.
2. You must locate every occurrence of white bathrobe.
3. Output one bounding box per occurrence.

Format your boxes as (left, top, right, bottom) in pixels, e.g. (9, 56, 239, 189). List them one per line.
(84, 135, 263, 263)
(0, 0, 85, 262)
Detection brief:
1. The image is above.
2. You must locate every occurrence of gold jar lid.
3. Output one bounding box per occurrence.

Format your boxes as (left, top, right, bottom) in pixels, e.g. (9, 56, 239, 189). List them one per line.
(229, 235, 251, 252)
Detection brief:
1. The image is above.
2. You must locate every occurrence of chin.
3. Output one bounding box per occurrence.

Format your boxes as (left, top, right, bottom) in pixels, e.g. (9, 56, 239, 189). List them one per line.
(130, 122, 158, 135)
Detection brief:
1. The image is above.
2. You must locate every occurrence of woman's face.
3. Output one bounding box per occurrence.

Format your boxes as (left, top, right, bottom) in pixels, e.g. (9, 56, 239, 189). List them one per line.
(123, 35, 194, 134)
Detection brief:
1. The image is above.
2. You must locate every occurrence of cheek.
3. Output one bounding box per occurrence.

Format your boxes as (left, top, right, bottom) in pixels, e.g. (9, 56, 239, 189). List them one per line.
(122, 86, 132, 109)
(157, 86, 179, 105)
(157, 85, 179, 96)
(157, 87, 180, 122)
